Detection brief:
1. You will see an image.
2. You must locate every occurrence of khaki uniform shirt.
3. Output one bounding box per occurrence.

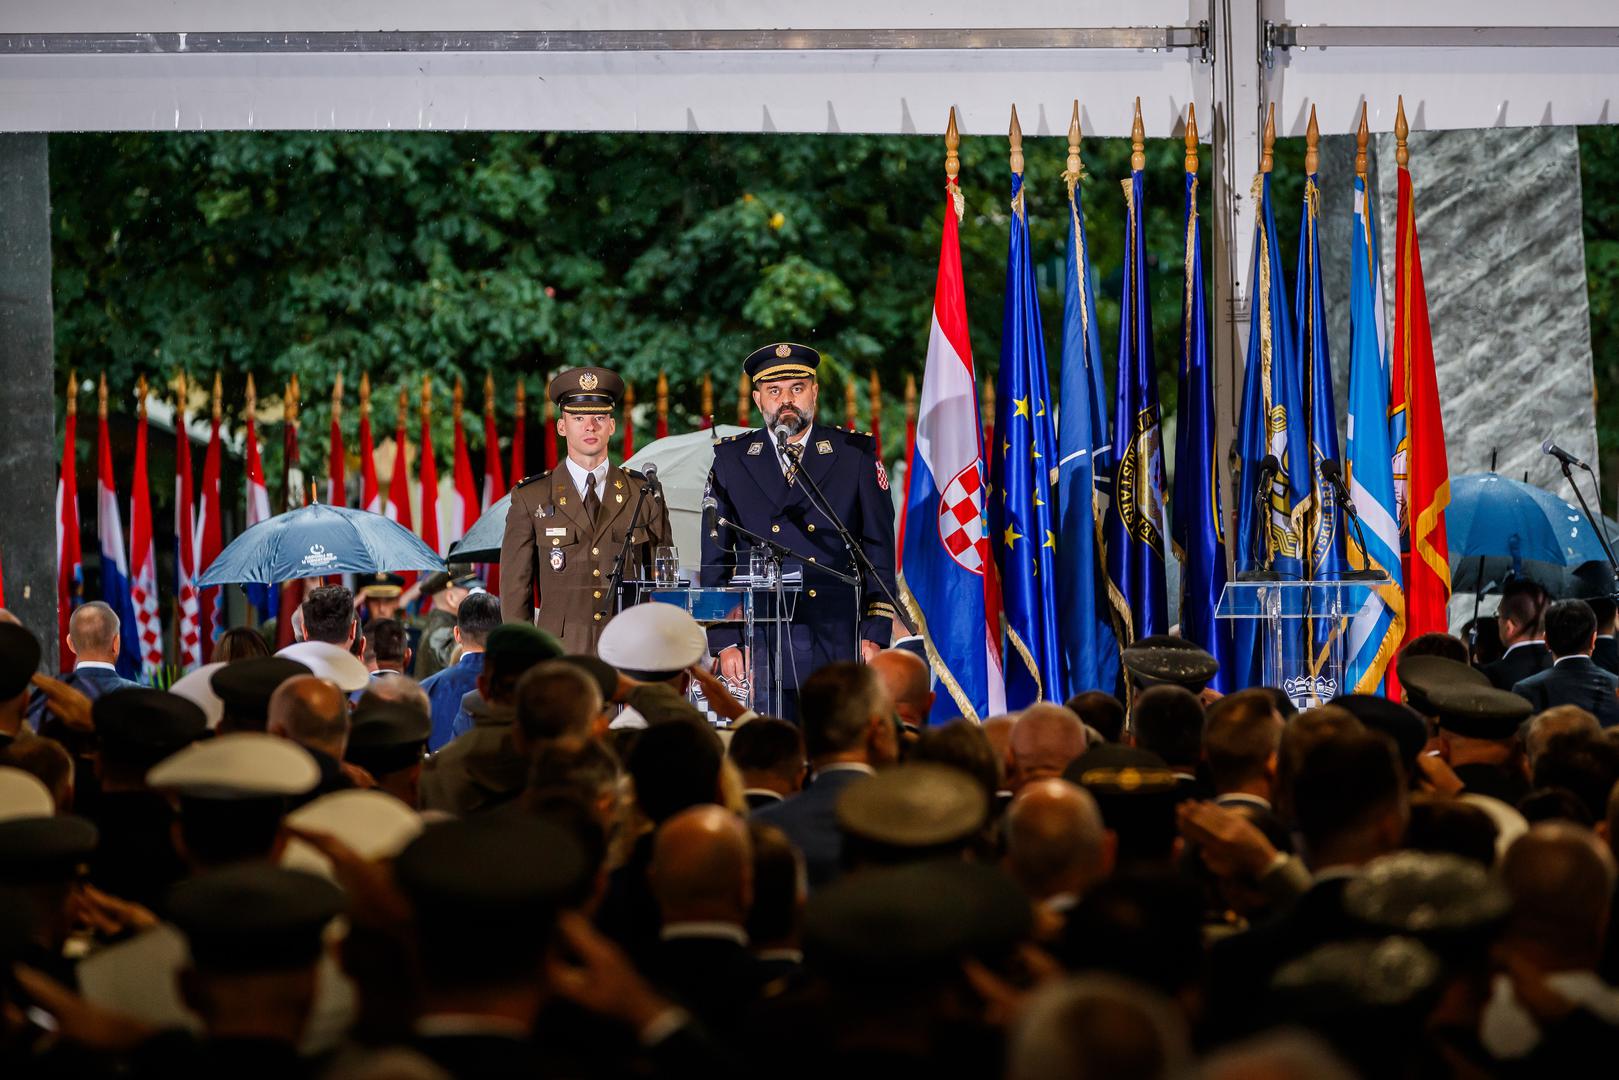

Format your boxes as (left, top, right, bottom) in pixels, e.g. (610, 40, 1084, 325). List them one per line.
(499, 463, 671, 655)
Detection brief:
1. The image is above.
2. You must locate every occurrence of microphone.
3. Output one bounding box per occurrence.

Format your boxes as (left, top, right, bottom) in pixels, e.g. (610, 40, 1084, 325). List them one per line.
(1319, 458, 1350, 508)
(773, 426, 792, 450)
(1237, 455, 1283, 581)
(1542, 440, 1590, 471)
(641, 462, 661, 496)
(702, 493, 720, 539)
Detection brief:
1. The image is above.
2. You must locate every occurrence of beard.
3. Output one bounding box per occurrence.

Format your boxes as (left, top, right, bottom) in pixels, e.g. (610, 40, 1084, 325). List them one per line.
(767, 403, 810, 437)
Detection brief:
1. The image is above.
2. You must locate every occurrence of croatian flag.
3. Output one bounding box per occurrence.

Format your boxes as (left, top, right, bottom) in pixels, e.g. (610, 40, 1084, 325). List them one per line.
(358, 407, 380, 514)
(899, 162, 1005, 723)
(450, 401, 479, 546)
(129, 402, 165, 680)
(56, 396, 82, 672)
(243, 410, 276, 623)
(174, 405, 202, 671)
(196, 408, 225, 660)
(96, 396, 141, 679)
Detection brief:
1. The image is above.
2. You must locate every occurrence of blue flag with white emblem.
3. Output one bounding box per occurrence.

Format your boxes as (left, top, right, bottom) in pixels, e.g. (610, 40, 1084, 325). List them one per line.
(1103, 160, 1169, 648)
(1171, 151, 1234, 690)
(1055, 145, 1120, 697)
(989, 167, 1061, 708)
(1296, 166, 1346, 582)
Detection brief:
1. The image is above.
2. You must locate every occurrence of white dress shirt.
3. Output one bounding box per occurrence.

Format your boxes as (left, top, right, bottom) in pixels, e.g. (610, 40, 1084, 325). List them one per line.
(564, 457, 609, 501)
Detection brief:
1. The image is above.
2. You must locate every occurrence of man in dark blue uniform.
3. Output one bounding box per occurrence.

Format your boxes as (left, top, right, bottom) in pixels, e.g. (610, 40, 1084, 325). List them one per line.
(702, 343, 897, 720)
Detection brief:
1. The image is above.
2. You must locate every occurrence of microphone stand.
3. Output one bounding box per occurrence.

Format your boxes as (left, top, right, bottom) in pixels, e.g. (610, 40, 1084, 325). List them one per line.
(1329, 478, 1390, 584)
(780, 431, 920, 639)
(716, 515, 857, 584)
(602, 474, 657, 619)
(1557, 457, 1619, 598)
(1236, 467, 1281, 582)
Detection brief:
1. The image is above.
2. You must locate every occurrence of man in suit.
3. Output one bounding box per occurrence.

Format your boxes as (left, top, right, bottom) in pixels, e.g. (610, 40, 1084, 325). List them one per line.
(702, 343, 897, 721)
(418, 591, 499, 752)
(1130, 685, 1211, 802)
(752, 662, 899, 890)
(1203, 688, 1284, 814)
(26, 601, 139, 728)
(728, 716, 805, 811)
(1592, 593, 1619, 676)
(1512, 599, 1619, 727)
(500, 368, 671, 657)
(1484, 587, 1552, 690)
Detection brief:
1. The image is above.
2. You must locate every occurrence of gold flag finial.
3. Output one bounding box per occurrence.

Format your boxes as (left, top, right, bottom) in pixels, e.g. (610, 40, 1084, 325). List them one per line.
(701, 373, 713, 421)
(904, 373, 916, 424)
(138, 374, 148, 420)
(1395, 95, 1409, 168)
(1063, 100, 1083, 194)
(66, 369, 78, 418)
(453, 376, 464, 423)
(869, 369, 882, 434)
(945, 107, 961, 181)
(655, 370, 667, 428)
(331, 371, 343, 423)
(737, 372, 750, 426)
(359, 371, 371, 418)
(1305, 104, 1320, 175)
(1356, 102, 1370, 179)
(175, 371, 188, 418)
(246, 372, 257, 416)
(483, 372, 496, 413)
(211, 371, 222, 423)
(1131, 97, 1145, 171)
(844, 380, 858, 430)
(623, 379, 636, 415)
(1008, 105, 1024, 176)
(1185, 103, 1199, 174)
(420, 375, 433, 421)
(397, 384, 409, 426)
(514, 377, 527, 408)
(1261, 103, 1276, 173)
(285, 375, 299, 425)
(98, 372, 108, 420)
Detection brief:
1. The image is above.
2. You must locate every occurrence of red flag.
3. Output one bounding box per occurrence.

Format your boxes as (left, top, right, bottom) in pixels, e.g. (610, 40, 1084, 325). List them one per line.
(655, 372, 669, 440)
(542, 398, 558, 471)
(419, 382, 442, 558)
(386, 388, 416, 588)
(56, 378, 83, 672)
(482, 377, 505, 597)
(622, 382, 636, 460)
(511, 381, 527, 486)
(450, 384, 479, 545)
(196, 386, 224, 662)
(174, 379, 201, 671)
(276, 380, 301, 650)
(699, 373, 714, 430)
(328, 376, 347, 507)
(129, 382, 165, 679)
(1390, 102, 1450, 685)
(359, 416, 379, 514)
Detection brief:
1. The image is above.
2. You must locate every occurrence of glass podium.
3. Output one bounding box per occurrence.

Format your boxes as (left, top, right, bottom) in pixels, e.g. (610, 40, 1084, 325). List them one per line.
(1215, 581, 1377, 709)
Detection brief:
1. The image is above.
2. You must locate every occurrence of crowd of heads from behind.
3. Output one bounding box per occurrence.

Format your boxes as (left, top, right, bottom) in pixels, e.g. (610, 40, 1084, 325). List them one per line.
(5, 568, 1619, 1078)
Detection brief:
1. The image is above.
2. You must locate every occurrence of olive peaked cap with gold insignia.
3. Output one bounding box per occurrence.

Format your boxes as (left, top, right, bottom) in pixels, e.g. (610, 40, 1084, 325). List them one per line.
(744, 342, 821, 384)
(548, 367, 624, 415)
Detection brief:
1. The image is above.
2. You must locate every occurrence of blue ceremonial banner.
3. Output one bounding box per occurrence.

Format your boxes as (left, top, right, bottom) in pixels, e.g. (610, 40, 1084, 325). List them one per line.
(1345, 170, 1406, 693)
(1233, 169, 1310, 684)
(1055, 152, 1120, 697)
(1104, 164, 1169, 648)
(1296, 166, 1346, 582)
(989, 167, 1062, 708)
(1170, 160, 1234, 691)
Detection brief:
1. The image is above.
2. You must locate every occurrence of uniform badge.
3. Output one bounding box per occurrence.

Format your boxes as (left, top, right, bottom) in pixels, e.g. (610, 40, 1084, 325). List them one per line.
(545, 527, 566, 537)
(774, 343, 792, 358)
(746, 442, 763, 456)
(550, 547, 567, 572)
(615, 493, 624, 503)
(816, 440, 833, 455)
(875, 459, 890, 491)
(614, 478, 623, 489)
(579, 372, 599, 391)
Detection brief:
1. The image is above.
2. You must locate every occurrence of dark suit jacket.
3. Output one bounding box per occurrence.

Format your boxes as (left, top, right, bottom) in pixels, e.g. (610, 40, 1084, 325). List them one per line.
(750, 766, 872, 890)
(86, 790, 186, 912)
(1513, 656, 1619, 727)
(1594, 636, 1619, 677)
(26, 664, 139, 728)
(1454, 762, 1531, 806)
(414, 1033, 545, 1079)
(649, 933, 766, 1035)
(1484, 643, 1551, 691)
(744, 790, 784, 812)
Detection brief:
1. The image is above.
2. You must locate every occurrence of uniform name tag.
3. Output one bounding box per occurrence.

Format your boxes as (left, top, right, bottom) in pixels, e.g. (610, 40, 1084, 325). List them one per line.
(545, 527, 567, 537)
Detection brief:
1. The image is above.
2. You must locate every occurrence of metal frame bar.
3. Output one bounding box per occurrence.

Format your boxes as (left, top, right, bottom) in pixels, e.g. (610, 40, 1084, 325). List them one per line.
(0, 26, 1208, 55)
(1270, 24, 1619, 51)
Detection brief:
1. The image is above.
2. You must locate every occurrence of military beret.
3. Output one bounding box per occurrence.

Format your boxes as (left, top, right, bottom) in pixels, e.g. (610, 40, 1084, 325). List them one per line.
(743, 342, 821, 384)
(345, 702, 432, 776)
(168, 865, 345, 973)
(1425, 682, 1532, 741)
(598, 602, 706, 681)
(548, 367, 624, 414)
(1121, 635, 1220, 692)
(0, 766, 54, 822)
(393, 815, 589, 915)
(0, 623, 41, 699)
(834, 763, 987, 849)
(804, 860, 1031, 978)
(484, 623, 563, 669)
(147, 732, 320, 799)
(1329, 694, 1428, 772)
(418, 565, 479, 597)
(211, 657, 312, 726)
(282, 789, 423, 879)
(624, 683, 705, 728)
(1272, 936, 1443, 1013)
(92, 688, 208, 759)
(1394, 654, 1488, 715)
(1343, 851, 1512, 937)
(0, 815, 98, 884)
(563, 654, 620, 703)
(359, 572, 406, 600)
(277, 641, 371, 692)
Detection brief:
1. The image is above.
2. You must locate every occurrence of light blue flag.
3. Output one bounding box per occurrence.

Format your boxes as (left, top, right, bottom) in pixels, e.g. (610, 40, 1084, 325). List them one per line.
(1055, 159, 1120, 697)
(1345, 172, 1406, 693)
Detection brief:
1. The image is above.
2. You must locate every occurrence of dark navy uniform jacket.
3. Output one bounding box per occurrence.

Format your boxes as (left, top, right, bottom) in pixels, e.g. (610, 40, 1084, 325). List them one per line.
(701, 424, 897, 687)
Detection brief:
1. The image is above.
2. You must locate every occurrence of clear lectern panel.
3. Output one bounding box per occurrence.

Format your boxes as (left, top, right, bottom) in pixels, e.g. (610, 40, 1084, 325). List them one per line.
(1215, 581, 1377, 709)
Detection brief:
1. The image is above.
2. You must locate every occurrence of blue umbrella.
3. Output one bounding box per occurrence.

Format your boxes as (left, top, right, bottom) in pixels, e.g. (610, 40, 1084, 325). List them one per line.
(195, 504, 446, 586)
(449, 493, 509, 564)
(1447, 472, 1611, 592)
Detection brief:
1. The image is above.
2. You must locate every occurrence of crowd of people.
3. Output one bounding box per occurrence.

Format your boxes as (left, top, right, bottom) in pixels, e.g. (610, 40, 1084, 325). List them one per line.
(2, 569, 1619, 1078)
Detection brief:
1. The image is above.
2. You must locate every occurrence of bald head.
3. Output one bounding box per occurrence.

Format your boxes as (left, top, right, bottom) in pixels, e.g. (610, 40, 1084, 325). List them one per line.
(651, 805, 753, 927)
(267, 675, 351, 759)
(0, 609, 19, 627)
(869, 649, 934, 727)
(1006, 779, 1111, 901)
(68, 601, 121, 662)
(1010, 704, 1087, 787)
(1500, 822, 1617, 966)
(982, 714, 1017, 784)
(1526, 706, 1601, 766)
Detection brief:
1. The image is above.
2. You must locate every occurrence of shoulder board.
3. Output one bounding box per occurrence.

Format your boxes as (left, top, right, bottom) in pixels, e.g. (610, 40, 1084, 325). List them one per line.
(842, 429, 876, 448)
(622, 467, 646, 481)
(514, 470, 553, 489)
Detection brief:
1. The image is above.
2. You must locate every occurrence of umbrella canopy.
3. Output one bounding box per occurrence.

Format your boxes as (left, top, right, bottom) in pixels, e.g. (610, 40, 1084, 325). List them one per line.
(449, 425, 750, 567)
(195, 504, 445, 586)
(1447, 472, 1612, 593)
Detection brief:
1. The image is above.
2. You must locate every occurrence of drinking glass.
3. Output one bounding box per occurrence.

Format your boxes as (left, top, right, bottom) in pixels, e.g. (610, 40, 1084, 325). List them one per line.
(654, 546, 680, 586)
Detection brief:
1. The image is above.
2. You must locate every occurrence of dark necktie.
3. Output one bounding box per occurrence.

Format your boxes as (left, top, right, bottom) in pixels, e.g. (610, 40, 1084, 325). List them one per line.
(783, 443, 803, 487)
(584, 472, 601, 523)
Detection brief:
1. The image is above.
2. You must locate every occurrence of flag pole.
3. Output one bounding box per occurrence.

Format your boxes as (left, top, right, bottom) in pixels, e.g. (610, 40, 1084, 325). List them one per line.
(844, 380, 858, 431)
(869, 369, 882, 458)
(1356, 102, 1369, 180)
(655, 370, 668, 438)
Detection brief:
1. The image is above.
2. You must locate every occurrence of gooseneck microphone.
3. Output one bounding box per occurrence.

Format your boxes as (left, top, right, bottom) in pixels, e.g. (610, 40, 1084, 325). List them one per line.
(1237, 455, 1282, 582)
(702, 493, 720, 539)
(1320, 459, 1387, 583)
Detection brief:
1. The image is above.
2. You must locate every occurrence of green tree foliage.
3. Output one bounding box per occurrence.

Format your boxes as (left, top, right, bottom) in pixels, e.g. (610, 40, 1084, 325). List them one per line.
(1581, 125, 1619, 507)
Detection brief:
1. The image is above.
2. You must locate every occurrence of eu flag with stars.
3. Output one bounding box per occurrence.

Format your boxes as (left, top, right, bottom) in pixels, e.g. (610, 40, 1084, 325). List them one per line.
(1103, 155, 1169, 648)
(1170, 134, 1234, 690)
(1055, 134, 1120, 697)
(989, 166, 1062, 708)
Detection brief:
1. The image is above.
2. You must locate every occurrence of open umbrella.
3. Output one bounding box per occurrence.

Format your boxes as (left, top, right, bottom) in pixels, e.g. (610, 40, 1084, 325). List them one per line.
(1447, 472, 1612, 594)
(195, 504, 445, 586)
(449, 425, 749, 567)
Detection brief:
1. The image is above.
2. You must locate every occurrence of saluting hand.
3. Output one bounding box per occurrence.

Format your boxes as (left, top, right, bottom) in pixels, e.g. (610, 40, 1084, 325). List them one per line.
(28, 674, 94, 734)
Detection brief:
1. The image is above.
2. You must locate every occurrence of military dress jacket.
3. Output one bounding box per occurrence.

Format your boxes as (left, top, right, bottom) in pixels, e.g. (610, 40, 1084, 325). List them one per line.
(499, 463, 671, 656)
(700, 425, 896, 686)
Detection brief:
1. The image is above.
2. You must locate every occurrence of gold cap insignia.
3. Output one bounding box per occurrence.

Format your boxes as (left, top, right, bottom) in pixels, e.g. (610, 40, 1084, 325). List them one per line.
(579, 372, 599, 391)
(774, 344, 792, 358)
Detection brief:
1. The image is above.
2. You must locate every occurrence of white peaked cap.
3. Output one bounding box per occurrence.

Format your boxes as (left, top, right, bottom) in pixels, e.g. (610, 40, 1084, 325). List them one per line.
(277, 640, 372, 692)
(282, 789, 424, 880)
(147, 732, 320, 798)
(170, 661, 227, 729)
(597, 601, 707, 678)
(0, 766, 55, 822)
